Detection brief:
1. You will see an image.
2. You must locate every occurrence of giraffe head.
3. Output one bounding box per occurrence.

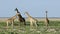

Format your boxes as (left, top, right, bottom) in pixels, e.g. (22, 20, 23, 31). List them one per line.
(45, 11, 48, 18)
(15, 8, 20, 13)
(24, 11, 32, 17)
(24, 12, 28, 16)
(15, 8, 22, 15)
(25, 12, 28, 14)
(46, 11, 48, 13)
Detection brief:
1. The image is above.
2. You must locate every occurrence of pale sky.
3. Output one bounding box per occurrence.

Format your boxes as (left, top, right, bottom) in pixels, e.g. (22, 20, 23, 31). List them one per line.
(0, 0, 60, 17)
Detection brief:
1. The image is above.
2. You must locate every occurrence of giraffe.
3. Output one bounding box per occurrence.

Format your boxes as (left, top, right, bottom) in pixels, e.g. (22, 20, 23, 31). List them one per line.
(6, 14, 17, 28)
(15, 8, 26, 25)
(25, 12, 38, 29)
(45, 11, 49, 27)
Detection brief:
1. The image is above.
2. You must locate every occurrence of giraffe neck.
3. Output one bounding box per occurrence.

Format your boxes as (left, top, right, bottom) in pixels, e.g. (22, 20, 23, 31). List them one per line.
(46, 12, 48, 18)
(25, 12, 32, 18)
(15, 8, 20, 13)
(16, 9, 23, 18)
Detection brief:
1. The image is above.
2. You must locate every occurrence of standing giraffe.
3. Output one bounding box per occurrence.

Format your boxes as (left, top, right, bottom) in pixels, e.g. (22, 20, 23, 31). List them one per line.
(45, 11, 49, 27)
(25, 12, 38, 28)
(6, 14, 17, 28)
(15, 8, 26, 25)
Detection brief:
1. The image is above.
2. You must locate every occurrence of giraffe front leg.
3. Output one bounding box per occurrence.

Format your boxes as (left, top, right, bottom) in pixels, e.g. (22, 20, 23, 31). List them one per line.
(12, 21, 13, 28)
(30, 21, 33, 29)
(46, 22, 48, 29)
(34, 21, 37, 28)
(7, 21, 9, 30)
(7, 21, 8, 28)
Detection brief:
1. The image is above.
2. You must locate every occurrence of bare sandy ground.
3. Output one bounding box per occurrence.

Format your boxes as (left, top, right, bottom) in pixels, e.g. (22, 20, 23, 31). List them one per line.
(0, 17, 60, 22)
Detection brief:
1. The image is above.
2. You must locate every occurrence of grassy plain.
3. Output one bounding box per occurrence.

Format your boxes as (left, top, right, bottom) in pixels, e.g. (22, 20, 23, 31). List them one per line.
(0, 17, 60, 34)
(0, 21, 60, 34)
